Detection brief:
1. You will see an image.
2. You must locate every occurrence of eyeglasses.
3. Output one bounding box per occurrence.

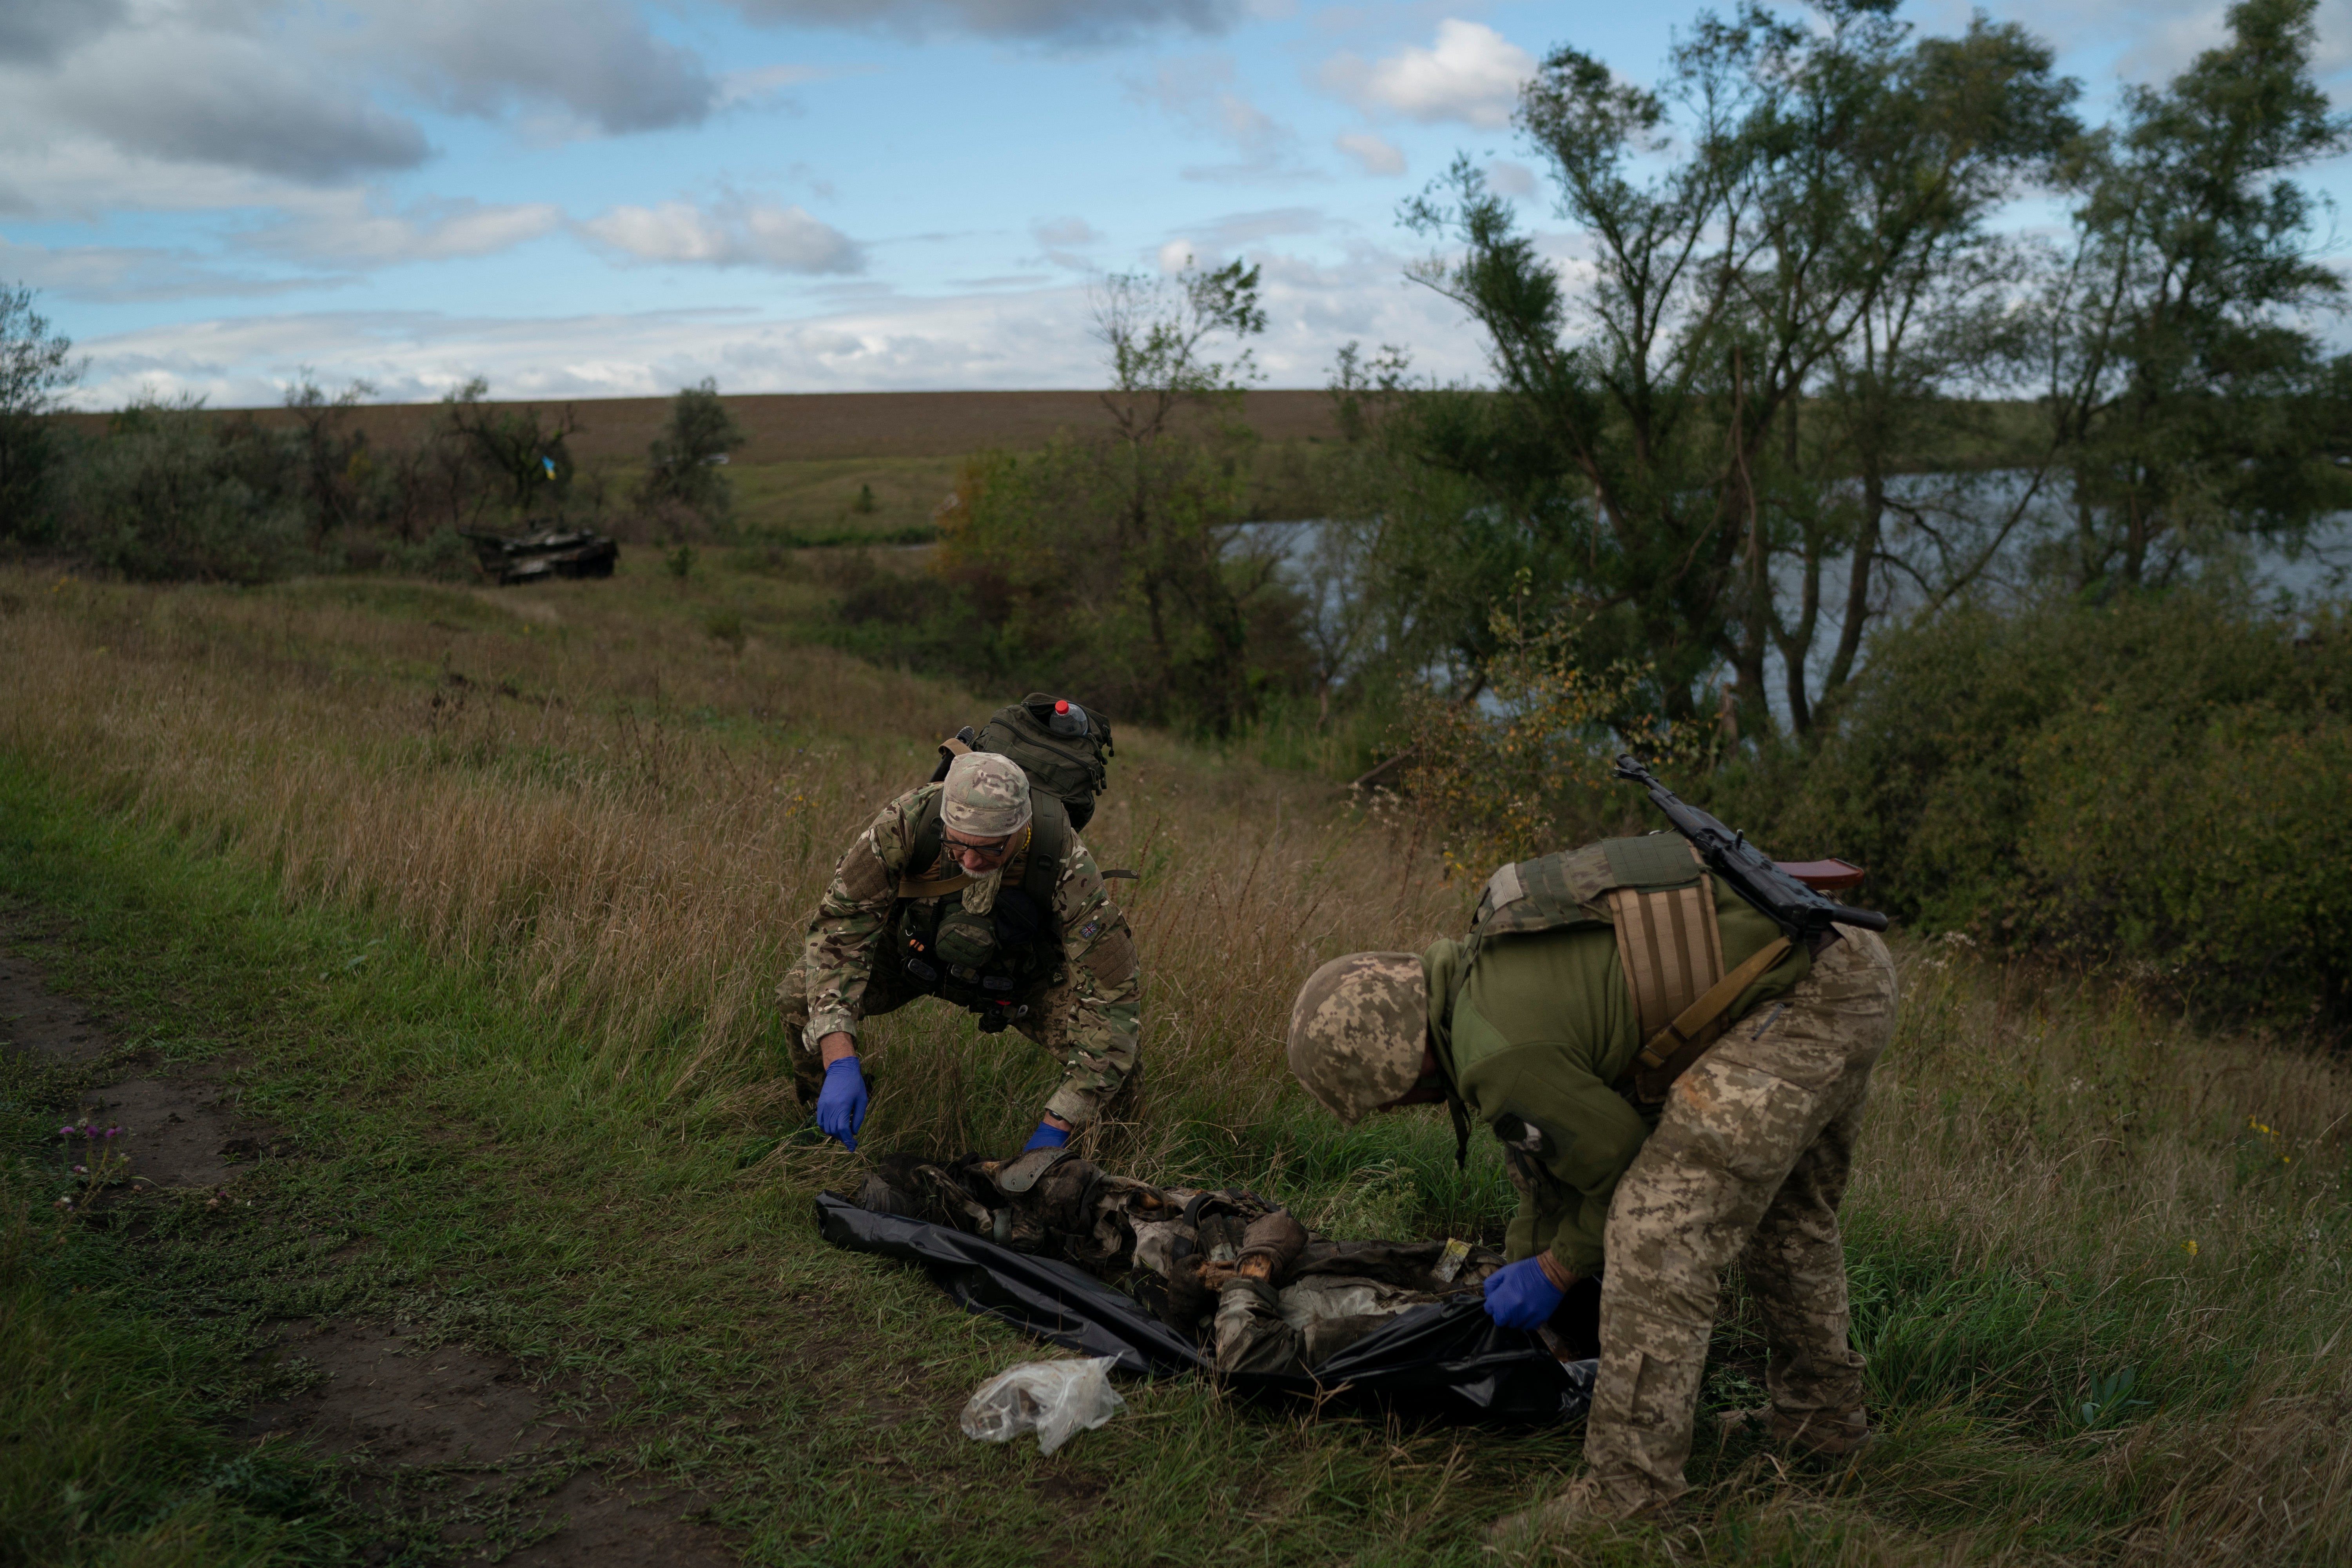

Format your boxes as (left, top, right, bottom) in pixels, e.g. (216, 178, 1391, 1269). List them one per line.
(944, 834, 1014, 864)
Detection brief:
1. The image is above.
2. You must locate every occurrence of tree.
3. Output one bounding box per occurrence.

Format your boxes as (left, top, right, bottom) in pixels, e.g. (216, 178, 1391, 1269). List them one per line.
(283, 372, 373, 548)
(2038, 0, 2352, 597)
(441, 378, 581, 521)
(1388, 1, 2077, 740)
(1092, 259, 1274, 735)
(929, 260, 1302, 734)
(640, 377, 747, 530)
(0, 282, 83, 541)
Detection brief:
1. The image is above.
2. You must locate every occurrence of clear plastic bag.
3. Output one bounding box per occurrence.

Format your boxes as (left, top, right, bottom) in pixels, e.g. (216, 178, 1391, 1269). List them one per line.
(958, 1356, 1126, 1456)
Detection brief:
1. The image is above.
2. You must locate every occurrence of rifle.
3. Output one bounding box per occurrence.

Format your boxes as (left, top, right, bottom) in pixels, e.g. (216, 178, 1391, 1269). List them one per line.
(1613, 755, 1888, 943)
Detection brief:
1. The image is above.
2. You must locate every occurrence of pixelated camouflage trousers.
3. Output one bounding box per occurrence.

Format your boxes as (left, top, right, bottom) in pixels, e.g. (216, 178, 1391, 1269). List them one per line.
(1582, 924, 1899, 1512)
(775, 955, 1132, 1126)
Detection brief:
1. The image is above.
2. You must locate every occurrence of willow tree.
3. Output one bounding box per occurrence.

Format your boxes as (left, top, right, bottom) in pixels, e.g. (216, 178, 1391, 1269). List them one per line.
(1388, 0, 2076, 738)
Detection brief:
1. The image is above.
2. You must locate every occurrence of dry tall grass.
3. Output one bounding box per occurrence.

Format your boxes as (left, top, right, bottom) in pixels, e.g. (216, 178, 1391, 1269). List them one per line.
(4, 562, 2349, 1563)
(0, 566, 1460, 1160)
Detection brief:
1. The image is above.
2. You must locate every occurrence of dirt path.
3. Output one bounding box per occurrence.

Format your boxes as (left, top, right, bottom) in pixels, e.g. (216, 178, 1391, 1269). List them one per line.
(0, 934, 737, 1566)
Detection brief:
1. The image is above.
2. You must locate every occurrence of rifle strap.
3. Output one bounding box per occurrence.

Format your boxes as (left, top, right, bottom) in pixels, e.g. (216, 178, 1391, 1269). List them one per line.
(1618, 935, 1793, 1104)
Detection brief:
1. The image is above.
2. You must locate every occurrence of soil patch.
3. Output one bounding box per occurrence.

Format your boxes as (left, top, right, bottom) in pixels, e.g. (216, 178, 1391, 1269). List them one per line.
(0, 933, 736, 1567)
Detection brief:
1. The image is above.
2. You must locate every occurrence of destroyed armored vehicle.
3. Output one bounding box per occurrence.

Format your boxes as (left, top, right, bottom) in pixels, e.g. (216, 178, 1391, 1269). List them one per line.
(460, 526, 619, 585)
(823, 1146, 1600, 1424)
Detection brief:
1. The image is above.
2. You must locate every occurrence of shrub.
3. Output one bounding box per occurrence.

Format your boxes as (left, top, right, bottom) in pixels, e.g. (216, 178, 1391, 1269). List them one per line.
(63, 401, 308, 584)
(1400, 600, 1698, 877)
(639, 379, 746, 532)
(1742, 594, 2352, 1028)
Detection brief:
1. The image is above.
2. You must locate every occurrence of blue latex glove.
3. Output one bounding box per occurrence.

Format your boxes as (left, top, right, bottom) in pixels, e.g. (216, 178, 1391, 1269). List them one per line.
(815, 1056, 868, 1151)
(1020, 1120, 1071, 1152)
(1483, 1254, 1568, 1330)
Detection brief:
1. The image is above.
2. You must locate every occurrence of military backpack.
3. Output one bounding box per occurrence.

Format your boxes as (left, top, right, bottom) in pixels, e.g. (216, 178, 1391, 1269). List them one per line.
(931, 692, 1114, 831)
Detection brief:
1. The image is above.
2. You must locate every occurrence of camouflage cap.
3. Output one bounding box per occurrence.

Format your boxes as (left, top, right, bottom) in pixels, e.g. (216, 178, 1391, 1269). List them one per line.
(942, 751, 1032, 840)
(1285, 953, 1430, 1127)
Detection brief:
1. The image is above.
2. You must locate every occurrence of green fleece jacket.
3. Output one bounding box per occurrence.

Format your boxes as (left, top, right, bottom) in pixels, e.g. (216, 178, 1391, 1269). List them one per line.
(1425, 879, 1809, 1277)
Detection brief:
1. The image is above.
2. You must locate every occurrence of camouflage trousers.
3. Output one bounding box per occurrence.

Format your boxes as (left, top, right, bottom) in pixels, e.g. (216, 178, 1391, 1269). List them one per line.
(1582, 924, 1898, 1512)
(775, 954, 1131, 1127)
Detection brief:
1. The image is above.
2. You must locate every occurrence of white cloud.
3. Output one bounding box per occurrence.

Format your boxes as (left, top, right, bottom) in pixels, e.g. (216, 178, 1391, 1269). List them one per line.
(724, 0, 1244, 45)
(1196, 206, 1325, 245)
(1323, 19, 1535, 129)
(577, 196, 864, 273)
(1031, 215, 1103, 270)
(1034, 216, 1101, 248)
(61, 245, 1490, 408)
(365, 0, 715, 134)
(34, 27, 430, 183)
(0, 0, 721, 196)
(1335, 130, 1405, 176)
(0, 232, 329, 302)
(1126, 52, 1314, 182)
(242, 194, 567, 265)
(716, 62, 826, 109)
(1487, 158, 1537, 198)
(1158, 238, 1200, 273)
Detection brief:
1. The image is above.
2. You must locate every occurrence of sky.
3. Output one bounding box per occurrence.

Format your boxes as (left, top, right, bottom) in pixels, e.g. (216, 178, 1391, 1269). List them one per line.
(3, 0, 2348, 410)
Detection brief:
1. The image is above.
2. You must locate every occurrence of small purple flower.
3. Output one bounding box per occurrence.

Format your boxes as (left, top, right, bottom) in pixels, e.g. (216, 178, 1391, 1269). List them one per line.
(58, 1126, 73, 1137)
(105, 1128, 120, 1138)
(73, 1165, 87, 1175)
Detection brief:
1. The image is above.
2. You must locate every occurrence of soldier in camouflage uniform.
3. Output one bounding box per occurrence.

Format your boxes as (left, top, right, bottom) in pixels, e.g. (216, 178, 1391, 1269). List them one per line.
(1283, 836, 1898, 1534)
(780, 751, 1141, 1154)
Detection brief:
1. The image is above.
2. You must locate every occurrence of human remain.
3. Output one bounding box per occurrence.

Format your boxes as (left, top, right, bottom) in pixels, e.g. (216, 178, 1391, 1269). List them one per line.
(777, 750, 1141, 1155)
(1282, 832, 1898, 1532)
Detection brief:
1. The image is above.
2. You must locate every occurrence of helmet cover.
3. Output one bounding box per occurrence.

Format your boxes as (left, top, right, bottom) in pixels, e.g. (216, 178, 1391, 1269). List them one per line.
(942, 751, 1031, 840)
(1285, 952, 1430, 1126)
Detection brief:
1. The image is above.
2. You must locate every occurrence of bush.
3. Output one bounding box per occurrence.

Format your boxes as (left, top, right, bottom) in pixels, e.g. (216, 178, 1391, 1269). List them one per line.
(1738, 594, 2352, 1029)
(64, 401, 308, 584)
(638, 379, 746, 533)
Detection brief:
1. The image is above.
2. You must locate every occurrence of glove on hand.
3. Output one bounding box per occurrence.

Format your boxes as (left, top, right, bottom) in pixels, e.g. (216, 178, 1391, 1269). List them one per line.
(1482, 1253, 1568, 1330)
(815, 1056, 868, 1152)
(1020, 1120, 1071, 1152)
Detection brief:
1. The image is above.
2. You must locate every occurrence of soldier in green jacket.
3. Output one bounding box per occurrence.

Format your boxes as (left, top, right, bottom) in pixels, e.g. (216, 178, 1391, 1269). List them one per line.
(779, 751, 1142, 1155)
(1285, 834, 1898, 1534)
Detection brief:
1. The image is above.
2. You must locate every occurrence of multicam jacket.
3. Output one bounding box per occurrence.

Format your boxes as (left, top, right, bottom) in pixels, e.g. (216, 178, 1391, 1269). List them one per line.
(801, 782, 1142, 1127)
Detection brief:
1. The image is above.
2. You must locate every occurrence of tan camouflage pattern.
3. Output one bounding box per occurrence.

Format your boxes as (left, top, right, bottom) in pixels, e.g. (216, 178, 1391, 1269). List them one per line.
(1285, 953, 1429, 1125)
(942, 751, 1031, 839)
(1575, 924, 1897, 1514)
(777, 780, 1140, 1128)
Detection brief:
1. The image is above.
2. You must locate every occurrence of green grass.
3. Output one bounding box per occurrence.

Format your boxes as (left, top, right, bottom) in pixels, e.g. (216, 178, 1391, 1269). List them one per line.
(4, 561, 2350, 1565)
(725, 457, 961, 542)
(10, 755, 2349, 1566)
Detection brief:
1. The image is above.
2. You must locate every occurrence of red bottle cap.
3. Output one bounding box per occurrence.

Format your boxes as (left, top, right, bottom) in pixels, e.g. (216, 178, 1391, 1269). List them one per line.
(1054, 700, 1069, 713)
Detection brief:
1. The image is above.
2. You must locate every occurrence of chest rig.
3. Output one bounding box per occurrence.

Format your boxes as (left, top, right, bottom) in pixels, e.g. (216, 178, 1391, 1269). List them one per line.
(889, 789, 1072, 1032)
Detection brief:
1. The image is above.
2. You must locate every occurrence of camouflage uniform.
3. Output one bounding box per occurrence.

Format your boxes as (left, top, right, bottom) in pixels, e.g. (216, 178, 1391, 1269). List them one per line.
(777, 780, 1142, 1129)
(1289, 889, 1899, 1527)
(1581, 924, 1897, 1514)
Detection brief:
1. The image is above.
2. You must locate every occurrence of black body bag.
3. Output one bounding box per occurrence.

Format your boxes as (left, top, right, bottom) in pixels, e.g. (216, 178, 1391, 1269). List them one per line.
(815, 1192, 1593, 1425)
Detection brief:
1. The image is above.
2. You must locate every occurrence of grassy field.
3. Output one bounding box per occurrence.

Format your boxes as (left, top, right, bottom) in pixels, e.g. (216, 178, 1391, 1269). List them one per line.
(2, 555, 2349, 1566)
(58, 390, 1347, 468)
(59, 388, 1348, 545)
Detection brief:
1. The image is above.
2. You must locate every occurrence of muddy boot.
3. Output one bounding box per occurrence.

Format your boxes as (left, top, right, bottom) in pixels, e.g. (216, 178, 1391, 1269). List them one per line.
(1485, 1474, 1672, 1545)
(1718, 1403, 1873, 1458)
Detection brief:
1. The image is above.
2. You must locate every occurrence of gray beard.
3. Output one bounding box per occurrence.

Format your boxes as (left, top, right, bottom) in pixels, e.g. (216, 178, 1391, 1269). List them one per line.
(960, 865, 1004, 916)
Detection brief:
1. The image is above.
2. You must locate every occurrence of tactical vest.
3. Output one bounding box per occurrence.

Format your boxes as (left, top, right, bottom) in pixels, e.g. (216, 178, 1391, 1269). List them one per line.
(1470, 834, 1792, 1103)
(887, 789, 1072, 1032)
